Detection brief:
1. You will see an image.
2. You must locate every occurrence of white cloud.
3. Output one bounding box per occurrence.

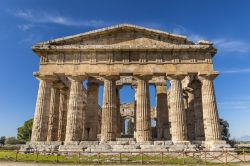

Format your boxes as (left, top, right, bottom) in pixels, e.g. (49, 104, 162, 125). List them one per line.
(9, 11, 250, 54)
(169, 24, 205, 42)
(167, 24, 250, 54)
(17, 24, 34, 31)
(11, 9, 107, 28)
(19, 33, 43, 45)
(214, 39, 250, 53)
(220, 68, 250, 74)
(218, 100, 250, 113)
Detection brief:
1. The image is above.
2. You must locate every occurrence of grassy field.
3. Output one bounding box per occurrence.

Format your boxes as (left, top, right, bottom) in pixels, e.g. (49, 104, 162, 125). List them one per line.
(0, 150, 243, 165)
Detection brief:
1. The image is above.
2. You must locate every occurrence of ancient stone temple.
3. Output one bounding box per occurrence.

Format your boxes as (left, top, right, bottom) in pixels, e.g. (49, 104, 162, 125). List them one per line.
(26, 24, 231, 152)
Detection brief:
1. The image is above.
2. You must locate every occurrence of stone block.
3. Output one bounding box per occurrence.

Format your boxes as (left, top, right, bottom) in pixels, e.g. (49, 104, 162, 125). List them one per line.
(59, 145, 85, 152)
(138, 141, 153, 145)
(80, 141, 99, 146)
(64, 141, 80, 145)
(116, 141, 129, 145)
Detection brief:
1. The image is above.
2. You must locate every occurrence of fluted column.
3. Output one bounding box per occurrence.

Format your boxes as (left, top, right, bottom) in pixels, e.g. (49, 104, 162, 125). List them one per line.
(192, 80, 205, 140)
(121, 117, 125, 135)
(131, 82, 137, 139)
(47, 84, 60, 141)
(116, 86, 122, 138)
(168, 75, 187, 142)
(101, 76, 119, 141)
(85, 78, 99, 140)
(199, 75, 221, 141)
(65, 75, 85, 143)
(57, 87, 69, 141)
(185, 88, 196, 140)
(135, 75, 151, 142)
(155, 80, 171, 140)
(31, 75, 55, 142)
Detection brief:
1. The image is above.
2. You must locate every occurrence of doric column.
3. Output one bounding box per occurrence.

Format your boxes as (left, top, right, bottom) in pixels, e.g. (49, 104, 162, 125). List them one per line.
(191, 80, 205, 140)
(101, 75, 119, 141)
(65, 75, 85, 143)
(184, 88, 196, 140)
(135, 75, 151, 142)
(121, 117, 125, 135)
(85, 78, 99, 140)
(155, 78, 171, 140)
(116, 85, 122, 138)
(57, 87, 69, 141)
(199, 74, 221, 141)
(168, 75, 188, 142)
(47, 83, 60, 141)
(31, 74, 55, 142)
(131, 82, 137, 138)
(82, 89, 87, 140)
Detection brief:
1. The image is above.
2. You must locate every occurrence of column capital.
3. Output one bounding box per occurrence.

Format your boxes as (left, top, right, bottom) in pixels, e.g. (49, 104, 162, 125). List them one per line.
(131, 79, 138, 88)
(167, 74, 186, 81)
(133, 73, 152, 80)
(67, 74, 87, 81)
(153, 76, 166, 86)
(33, 72, 58, 82)
(101, 75, 120, 80)
(198, 72, 219, 81)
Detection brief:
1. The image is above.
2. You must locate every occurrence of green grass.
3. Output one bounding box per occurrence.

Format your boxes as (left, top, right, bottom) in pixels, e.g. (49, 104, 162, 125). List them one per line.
(0, 150, 245, 165)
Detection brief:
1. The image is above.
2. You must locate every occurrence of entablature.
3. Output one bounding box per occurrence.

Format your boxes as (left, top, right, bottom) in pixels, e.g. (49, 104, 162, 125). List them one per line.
(38, 50, 213, 66)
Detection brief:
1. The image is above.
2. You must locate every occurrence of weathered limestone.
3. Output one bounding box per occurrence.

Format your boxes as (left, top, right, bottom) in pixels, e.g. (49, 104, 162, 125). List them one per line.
(121, 118, 126, 135)
(132, 83, 137, 139)
(85, 78, 99, 140)
(57, 88, 68, 141)
(135, 75, 151, 142)
(101, 76, 119, 141)
(116, 86, 122, 138)
(65, 76, 85, 144)
(192, 80, 205, 141)
(31, 75, 55, 142)
(184, 88, 196, 141)
(155, 80, 170, 140)
(199, 75, 221, 141)
(47, 84, 60, 141)
(168, 75, 188, 142)
(28, 24, 228, 151)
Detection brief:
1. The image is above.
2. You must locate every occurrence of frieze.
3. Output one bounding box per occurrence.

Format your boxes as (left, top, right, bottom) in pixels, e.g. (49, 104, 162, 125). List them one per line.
(40, 51, 212, 65)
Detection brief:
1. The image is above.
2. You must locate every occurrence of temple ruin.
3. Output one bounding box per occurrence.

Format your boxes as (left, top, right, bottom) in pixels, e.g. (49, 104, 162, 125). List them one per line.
(24, 24, 231, 152)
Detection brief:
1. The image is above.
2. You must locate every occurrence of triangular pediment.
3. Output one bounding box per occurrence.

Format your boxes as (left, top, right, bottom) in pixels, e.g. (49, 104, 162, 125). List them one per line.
(35, 24, 195, 47)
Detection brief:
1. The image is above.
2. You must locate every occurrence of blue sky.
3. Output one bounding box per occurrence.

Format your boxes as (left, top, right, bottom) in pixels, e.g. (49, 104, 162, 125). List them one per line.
(0, 0, 250, 139)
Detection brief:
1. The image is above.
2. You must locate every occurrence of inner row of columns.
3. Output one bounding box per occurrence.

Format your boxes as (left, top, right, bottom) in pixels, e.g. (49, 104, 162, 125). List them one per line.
(31, 74, 222, 144)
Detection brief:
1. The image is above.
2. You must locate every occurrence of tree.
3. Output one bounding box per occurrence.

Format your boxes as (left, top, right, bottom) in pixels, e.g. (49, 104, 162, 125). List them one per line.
(17, 118, 33, 142)
(220, 118, 230, 142)
(5, 137, 19, 145)
(0, 136, 6, 145)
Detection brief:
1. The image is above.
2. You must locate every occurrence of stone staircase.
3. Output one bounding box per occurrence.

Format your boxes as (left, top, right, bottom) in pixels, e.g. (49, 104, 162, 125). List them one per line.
(20, 139, 232, 153)
(59, 139, 196, 152)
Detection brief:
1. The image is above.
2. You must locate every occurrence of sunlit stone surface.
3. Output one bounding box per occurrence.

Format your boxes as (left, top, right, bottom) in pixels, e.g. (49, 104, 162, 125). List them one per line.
(25, 24, 231, 152)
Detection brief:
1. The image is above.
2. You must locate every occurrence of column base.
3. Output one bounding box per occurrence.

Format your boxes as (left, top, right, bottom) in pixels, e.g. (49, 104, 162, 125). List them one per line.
(204, 140, 233, 151)
(64, 141, 80, 145)
(20, 141, 62, 152)
(20, 140, 232, 153)
(169, 141, 197, 151)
